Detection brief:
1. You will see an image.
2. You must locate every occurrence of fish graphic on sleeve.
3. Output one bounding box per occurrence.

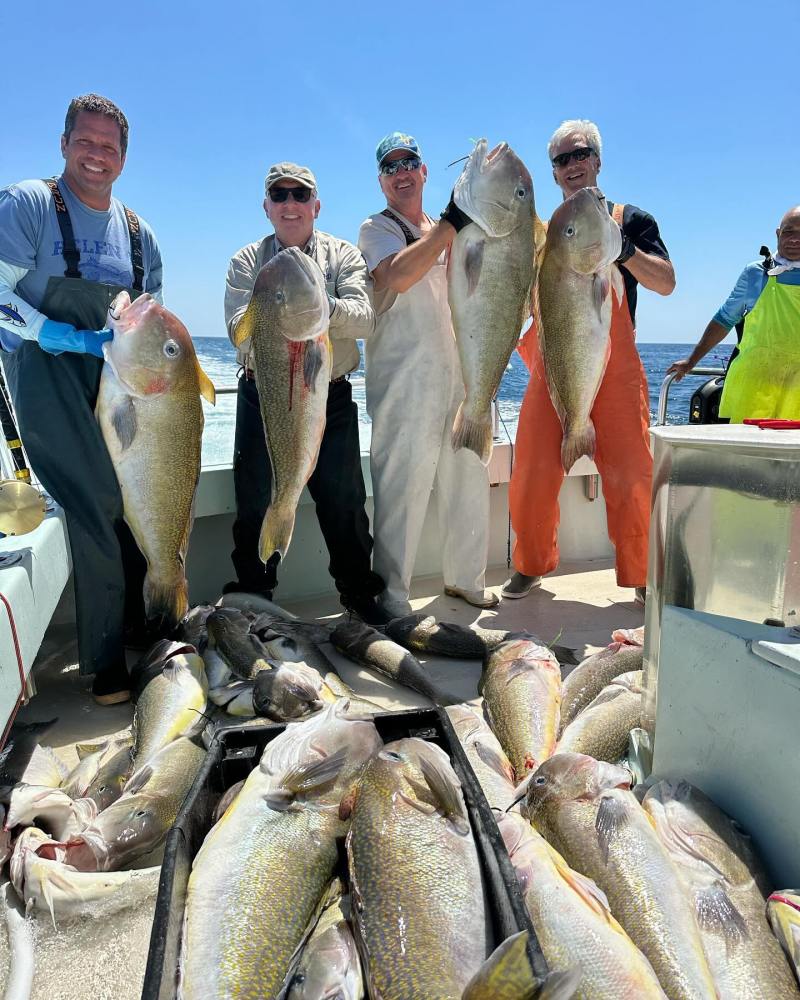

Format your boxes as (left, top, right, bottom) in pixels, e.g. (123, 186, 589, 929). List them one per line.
(0, 303, 26, 327)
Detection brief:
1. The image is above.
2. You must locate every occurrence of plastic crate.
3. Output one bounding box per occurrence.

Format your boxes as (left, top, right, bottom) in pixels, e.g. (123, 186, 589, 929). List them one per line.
(141, 708, 548, 999)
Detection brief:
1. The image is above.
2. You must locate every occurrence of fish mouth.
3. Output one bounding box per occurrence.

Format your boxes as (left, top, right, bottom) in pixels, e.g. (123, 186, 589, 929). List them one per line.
(484, 141, 509, 168)
(61, 830, 109, 871)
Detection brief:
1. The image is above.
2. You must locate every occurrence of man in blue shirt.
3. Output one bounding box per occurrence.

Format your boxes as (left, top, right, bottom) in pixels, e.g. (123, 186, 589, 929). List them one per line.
(0, 94, 163, 704)
(669, 207, 800, 420)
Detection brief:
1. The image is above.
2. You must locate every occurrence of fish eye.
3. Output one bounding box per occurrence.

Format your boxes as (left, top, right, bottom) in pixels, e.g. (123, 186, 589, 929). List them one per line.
(163, 339, 180, 358)
(516, 187, 527, 198)
(533, 775, 547, 786)
(135, 809, 148, 818)
(565, 225, 575, 237)
(292, 973, 305, 985)
(384, 751, 403, 761)
(275, 291, 285, 302)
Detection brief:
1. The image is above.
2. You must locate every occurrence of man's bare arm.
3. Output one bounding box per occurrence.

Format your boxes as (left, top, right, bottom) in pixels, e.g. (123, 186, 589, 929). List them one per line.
(371, 221, 455, 293)
(622, 248, 676, 296)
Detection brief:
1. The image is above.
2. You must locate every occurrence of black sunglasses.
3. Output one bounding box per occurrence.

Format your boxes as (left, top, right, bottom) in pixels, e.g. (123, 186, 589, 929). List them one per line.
(551, 146, 596, 169)
(380, 155, 422, 177)
(269, 186, 314, 203)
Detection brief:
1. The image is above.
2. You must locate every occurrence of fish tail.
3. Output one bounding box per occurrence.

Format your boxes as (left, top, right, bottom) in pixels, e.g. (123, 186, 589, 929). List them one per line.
(560, 421, 596, 472)
(143, 570, 189, 630)
(258, 504, 296, 562)
(451, 403, 493, 465)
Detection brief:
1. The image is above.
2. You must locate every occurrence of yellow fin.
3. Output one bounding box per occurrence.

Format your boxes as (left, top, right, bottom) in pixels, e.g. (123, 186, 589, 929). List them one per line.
(196, 362, 216, 405)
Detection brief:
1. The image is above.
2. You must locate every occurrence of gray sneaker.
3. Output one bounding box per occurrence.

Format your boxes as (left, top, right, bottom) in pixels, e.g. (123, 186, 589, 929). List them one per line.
(500, 573, 542, 599)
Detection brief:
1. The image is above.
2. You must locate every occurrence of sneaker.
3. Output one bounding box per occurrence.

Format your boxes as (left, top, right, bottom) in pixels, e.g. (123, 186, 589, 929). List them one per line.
(222, 580, 274, 602)
(444, 585, 500, 609)
(342, 595, 395, 628)
(92, 665, 131, 706)
(500, 573, 542, 599)
(634, 586, 646, 607)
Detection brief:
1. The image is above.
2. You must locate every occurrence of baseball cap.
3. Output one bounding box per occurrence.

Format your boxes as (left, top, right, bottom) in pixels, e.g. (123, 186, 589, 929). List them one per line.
(375, 132, 421, 167)
(265, 162, 317, 192)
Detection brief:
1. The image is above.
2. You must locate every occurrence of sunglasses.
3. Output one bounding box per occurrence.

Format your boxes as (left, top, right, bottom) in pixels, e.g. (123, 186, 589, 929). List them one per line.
(551, 146, 596, 169)
(268, 186, 314, 203)
(380, 155, 422, 177)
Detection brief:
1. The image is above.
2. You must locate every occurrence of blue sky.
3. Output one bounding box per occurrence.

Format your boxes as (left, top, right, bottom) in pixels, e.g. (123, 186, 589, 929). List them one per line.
(5, 0, 798, 345)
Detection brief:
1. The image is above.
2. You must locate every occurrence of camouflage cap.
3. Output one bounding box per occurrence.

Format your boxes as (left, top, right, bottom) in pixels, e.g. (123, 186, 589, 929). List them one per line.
(265, 162, 317, 192)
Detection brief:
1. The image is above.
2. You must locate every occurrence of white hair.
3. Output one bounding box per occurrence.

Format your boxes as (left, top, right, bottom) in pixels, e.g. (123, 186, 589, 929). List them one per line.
(547, 119, 603, 161)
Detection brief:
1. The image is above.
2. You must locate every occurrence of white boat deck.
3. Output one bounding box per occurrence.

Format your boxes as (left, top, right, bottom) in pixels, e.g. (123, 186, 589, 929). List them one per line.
(16, 558, 643, 758)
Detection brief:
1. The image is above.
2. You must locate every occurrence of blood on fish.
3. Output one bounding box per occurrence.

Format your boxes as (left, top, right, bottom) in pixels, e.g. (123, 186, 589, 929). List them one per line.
(145, 376, 168, 394)
(286, 340, 304, 411)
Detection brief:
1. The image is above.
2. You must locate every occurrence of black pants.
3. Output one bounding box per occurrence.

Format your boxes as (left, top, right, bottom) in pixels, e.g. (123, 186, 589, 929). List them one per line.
(231, 374, 383, 602)
(3, 342, 147, 676)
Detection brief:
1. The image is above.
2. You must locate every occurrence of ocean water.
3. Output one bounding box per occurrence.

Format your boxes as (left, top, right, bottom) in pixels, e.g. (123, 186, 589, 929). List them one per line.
(196, 337, 732, 467)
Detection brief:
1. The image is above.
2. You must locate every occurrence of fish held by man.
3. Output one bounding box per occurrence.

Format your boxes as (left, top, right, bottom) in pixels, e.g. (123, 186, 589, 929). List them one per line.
(231, 246, 331, 563)
(537, 187, 624, 472)
(96, 290, 215, 629)
(449, 139, 537, 464)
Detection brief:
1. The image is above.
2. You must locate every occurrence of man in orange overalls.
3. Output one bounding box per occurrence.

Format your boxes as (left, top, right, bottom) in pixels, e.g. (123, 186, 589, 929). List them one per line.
(503, 119, 675, 605)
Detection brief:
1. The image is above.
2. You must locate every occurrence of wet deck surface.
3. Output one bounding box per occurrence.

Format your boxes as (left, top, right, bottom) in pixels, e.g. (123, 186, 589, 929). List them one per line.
(3, 558, 643, 999)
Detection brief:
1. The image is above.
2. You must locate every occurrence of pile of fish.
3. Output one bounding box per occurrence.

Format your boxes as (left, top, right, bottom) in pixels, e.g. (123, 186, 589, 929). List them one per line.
(179, 700, 573, 999)
(0, 640, 209, 926)
(433, 618, 798, 1000)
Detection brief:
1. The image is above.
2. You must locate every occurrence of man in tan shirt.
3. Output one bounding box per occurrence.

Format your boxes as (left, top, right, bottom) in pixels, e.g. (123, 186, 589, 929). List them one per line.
(224, 162, 386, 623)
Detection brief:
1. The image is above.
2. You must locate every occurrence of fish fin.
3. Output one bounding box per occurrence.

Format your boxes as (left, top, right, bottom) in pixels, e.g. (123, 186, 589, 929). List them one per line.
(123, 764, 153, 796)
(111, 395, 137, 451)
(502, 657, 541, 686)
(551, 644, 579, 666)
(41, 871, 59, 929)
(143, 572, 189, 632)
(695, 883, 750, 955)
(560, 421, 595, 472)
(259, 504, 295, 562)
(266, 746, 348, 810)
(302, 338, 325, 390)
(464, 238, 485, 296)
(196, 362, 216, 404)
(533, 215, 548, 265)
(464, 930, 578, 1000)
(550, 847, 615, 921)
(595, 794, 630, 864)
(451, 403, 492, 464)
(75, 740, 107, 760)
(474, 741, 515, 784)
(592, 273, 611, 316)
(610, 264, 625, 306)
(415, 753, 470, 835)
(231, 305, 255, 348)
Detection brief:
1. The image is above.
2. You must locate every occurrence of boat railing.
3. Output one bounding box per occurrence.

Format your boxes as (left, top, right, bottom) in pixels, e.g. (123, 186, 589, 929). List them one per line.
(656, 366, 727, 426)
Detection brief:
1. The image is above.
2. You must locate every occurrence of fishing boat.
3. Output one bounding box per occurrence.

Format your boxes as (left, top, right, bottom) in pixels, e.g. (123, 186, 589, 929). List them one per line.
(2, 362, 799, 998)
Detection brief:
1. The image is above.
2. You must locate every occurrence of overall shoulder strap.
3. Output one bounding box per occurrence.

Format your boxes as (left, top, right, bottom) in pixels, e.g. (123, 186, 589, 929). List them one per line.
(611, 202, 625, 226)
(123, 205, 145, 291)
(381, 208, 418, 247)
(42, 178, 81, 279)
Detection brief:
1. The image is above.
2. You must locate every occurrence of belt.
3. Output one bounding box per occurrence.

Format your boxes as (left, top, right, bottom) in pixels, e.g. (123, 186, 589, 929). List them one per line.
(243, 368, 347, 384)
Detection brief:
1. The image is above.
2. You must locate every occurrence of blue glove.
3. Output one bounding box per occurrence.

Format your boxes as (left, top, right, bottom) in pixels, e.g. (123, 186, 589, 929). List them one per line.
(39, 320, 113, 358)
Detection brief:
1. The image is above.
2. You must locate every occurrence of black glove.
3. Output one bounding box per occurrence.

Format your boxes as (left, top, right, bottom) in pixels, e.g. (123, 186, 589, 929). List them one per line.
(616, 233, 636, 265)
(440, 191, 472, 234)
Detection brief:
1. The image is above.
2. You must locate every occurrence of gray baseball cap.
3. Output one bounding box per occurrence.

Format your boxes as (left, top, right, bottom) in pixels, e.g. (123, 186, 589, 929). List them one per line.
(264, 162, 317, 192)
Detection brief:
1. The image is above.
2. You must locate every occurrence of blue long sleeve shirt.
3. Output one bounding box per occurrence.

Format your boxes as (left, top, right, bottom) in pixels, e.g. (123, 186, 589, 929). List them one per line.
(713, 260, 800, 331)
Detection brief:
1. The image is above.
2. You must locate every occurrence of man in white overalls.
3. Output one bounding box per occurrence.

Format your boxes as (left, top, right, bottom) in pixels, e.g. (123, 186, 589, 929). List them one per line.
(358, 132, 496, 619)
